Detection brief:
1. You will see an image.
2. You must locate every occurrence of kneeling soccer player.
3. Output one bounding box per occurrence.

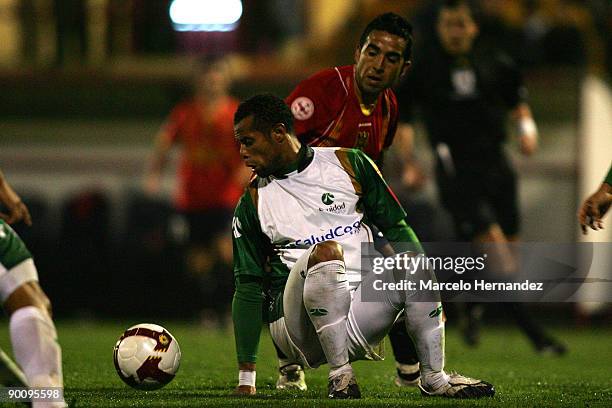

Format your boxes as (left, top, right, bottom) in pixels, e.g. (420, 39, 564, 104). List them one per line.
(0, 169, 66, 408)
(231, 94, 494, 399)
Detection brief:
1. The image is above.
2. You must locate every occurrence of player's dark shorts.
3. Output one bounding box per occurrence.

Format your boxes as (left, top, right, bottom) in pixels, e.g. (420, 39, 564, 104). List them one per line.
(180, 208, 233, 245)
(435, 156, 519, 240)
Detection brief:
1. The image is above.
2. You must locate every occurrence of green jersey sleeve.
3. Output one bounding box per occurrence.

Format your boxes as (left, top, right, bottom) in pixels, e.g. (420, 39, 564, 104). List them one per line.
(0, 220, 32, 269)
(233, 280, 264, 363)
(336, 148, 421, 248)
(605, 165, 612, 186)
(232, 189, 266, 278)
(232, 189, 266, 363)
(350, 149, 407, 228)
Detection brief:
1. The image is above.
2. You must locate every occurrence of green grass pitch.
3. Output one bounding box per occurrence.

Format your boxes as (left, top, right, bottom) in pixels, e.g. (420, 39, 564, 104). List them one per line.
(0, 321, 610, 407)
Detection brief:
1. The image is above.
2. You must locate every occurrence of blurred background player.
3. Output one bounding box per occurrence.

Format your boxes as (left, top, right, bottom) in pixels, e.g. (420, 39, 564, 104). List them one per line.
(144, 56, 248, 327)
(283, 12, 424, 389)
(0, 169, 66, 408)
(396, 0, 565, 354)
(578, 164, 612, 234)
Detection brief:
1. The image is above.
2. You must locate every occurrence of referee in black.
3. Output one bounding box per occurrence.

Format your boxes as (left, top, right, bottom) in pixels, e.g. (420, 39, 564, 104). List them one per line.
(395, 0, 566, 355)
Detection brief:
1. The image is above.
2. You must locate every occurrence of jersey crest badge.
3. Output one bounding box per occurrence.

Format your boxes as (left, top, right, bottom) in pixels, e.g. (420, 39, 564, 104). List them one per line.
(451, 68, 476, 97)
(291, 97, 314, 120)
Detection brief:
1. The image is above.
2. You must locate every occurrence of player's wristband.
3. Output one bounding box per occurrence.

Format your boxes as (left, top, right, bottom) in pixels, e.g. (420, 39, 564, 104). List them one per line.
(518, 117, 538, 139)
(239, 370, 256, 387)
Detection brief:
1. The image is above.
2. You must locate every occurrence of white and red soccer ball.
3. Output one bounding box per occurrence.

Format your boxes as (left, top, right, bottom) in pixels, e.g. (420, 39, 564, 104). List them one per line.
(113, 323, 181, 390)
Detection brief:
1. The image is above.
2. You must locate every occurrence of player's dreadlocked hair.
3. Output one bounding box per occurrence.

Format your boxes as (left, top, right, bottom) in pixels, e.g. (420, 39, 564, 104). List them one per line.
(358, 12, 414, 60)
(234, 93, 294, 135)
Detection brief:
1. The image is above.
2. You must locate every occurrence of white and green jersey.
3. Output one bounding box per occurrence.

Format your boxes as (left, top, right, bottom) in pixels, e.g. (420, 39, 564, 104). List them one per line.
(232, 146, 420, 363)
(232, 146, 407, 286)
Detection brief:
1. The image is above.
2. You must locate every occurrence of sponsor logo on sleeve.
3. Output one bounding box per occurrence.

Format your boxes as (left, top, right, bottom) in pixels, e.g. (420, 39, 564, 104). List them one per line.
(429, 305, 443, 318)
(232, 217, 242, 238)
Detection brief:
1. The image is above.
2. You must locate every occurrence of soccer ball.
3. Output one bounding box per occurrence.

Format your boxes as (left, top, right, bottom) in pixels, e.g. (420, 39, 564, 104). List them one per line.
(113, 323, 181, 390)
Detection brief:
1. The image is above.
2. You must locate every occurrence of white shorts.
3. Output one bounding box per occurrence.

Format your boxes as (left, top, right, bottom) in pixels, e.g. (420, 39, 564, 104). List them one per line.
(269, 245, 402, 368)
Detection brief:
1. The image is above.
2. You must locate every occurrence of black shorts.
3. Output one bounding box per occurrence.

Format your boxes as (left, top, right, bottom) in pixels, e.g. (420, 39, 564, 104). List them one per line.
(180, 208, 233, 245)
(435, 157, 519, 240)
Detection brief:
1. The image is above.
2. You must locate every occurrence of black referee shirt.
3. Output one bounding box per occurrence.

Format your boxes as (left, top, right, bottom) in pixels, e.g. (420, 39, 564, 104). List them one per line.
(396, 43, 527, 166)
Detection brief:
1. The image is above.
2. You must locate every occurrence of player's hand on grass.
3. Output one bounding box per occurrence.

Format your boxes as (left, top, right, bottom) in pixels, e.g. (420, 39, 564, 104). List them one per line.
(578, 184, 612, 234)
(234, 362, 256, 396)
(234, 385, 256, 396)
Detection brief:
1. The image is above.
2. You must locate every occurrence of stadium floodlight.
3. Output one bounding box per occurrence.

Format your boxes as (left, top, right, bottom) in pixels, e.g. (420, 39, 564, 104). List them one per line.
(169, 0, 243, 32)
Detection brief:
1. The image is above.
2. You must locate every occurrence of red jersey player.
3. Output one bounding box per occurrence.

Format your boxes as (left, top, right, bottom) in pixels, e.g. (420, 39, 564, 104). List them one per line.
(286, 13, 412, 164)
(144, 56, 248, 326)
(145, 57, 244, 212)
(277, 13, 422, 392)
(287, 65, 398, 162)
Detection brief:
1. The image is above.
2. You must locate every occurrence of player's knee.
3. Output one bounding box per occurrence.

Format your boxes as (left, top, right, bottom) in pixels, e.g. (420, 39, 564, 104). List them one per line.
(308, 241, 344, 267)
(4, 282, 52, 318)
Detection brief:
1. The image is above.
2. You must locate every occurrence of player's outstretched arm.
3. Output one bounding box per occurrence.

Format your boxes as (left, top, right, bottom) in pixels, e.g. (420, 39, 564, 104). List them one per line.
(0, 170, 32, 226)
(578, 171, 612, 234)
(231, 191, 269, 396)
(232, 282, 263, 396)
(394, 123, 427, 191)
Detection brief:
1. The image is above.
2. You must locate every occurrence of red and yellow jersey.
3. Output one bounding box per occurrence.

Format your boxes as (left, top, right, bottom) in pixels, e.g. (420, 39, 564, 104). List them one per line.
(163, 97, 242, 211)
(286, 65, 398, 161)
